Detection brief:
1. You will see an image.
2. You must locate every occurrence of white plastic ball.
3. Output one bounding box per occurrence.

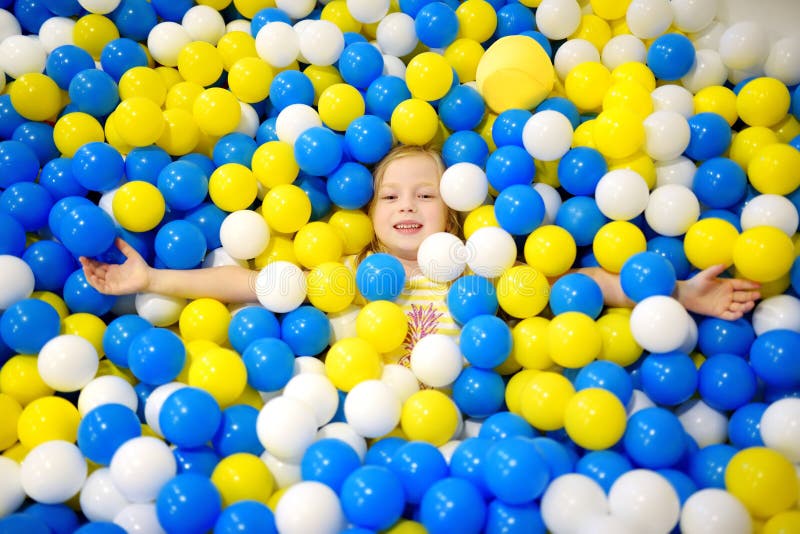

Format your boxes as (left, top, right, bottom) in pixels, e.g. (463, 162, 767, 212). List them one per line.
(293, 355, 327, 375)
(80, 467, 131, 522)
(376, 12, 418, 57)
(718, 21, 769, 72)
(236, 101, 260, 137)
(291, 19, 317, 65)
(274, 103, 322, 145)
(522, 109, 574, 162)
(0, 255, 35, 310)
(282, 373, 339, 427)
(298, 20, 344, 67)
(534, 183, 563, 225)
(540, 474, 609, 534)
(0, 457, 25, 517)
(650, 84, 695, 117)
(316, 422, 367, 461)
(226, 20, 251, 34)
(344, 379, 402, 439)
(0, 34, 46, 78)
(554, 39, 600, 80)
(21, 440, 87, 504)
(144, 382, 187, 437)
(626, 389, 656, 416)
(0, 8, 22, 43)
(690, 20, 726, 50)
(760, 397, 800, 463)
(678, 314, 699, 354)
(110, 436, 176, 503)
(439, 162, 489, 212)
(752, 295, 800, 335)
(113, 503, 163, 534)
(535, 0, 582, 40)
(202, 247, 249, 268)
(98, 189, 118, 222)
(601, 34, 647, 69)
(630, 295, 693, 354)
(135, 292, 186, 327)
(655, 156, 697, 188)
(608, 469, 680, 533)
(740, 194, 799, 237)
(275, 481, 345, 534)
(382, 54, 406, 78)
(465, 226, 517, 278)
(680, 488, 751, 534)
(255, 22, 299, 68)
(346, 0, 389, 23)
(256, 395, 318, 462)
(275, 0, 315, 19)
(255, 261, 307, 314)
(147, 22, 192, 67)
(37, 334, 99, 392)
(626, 0, 673, 39)
(417, 232, 468, 283)
(220, 210, 270, 260)
(181, 5, 226, 44)
(645, 184, 700, 236)
(381, 363, 420, 403)
(671, 0, 717, 33)
(764, 36, 800, 86)
(675, 399, 728, 448)
(328, 305, 360, 345)
(577, 515, 636, 534)
(77, 0, 120, 14)
(594, 169, 651, 221)
(643, 110, 691, 161)
(38, 17, 75, 53)
(681, 49, 728, 93)
(261, 451, 302, 489)
(409, 333, 463, 388)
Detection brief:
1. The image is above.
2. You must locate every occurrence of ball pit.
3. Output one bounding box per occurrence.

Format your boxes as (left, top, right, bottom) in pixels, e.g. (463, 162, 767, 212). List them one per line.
(1, 0, 800, 532)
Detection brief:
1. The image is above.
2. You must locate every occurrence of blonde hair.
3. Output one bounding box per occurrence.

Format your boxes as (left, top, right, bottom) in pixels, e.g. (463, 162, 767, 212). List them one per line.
(356, 144, 462, 265)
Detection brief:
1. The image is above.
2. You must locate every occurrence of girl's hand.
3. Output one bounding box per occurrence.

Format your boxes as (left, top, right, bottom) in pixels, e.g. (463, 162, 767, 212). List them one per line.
(79, 238, 151, 296)
(677, 264, 761, 321)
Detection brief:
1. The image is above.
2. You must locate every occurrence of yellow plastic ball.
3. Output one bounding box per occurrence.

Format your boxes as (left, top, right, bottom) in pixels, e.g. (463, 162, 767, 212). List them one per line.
(0, 355, 54, 407)
(356, 300, 409, 354)
(178, 40, 224, 87)
(462, 204, 498, 239)
(193, 87, 241, 137)
(548, 311, 603, 368)
(251, 140, 298, 189)
(476, 112, 498, 152)
(593, 107, 645, 160)
(593, 220, 647, 273)
(524, 225, 577, 277)
(155, 66, 182, 91)
(597, 311, 643, 367)
(725, 447, 799, 519)
(9, 73, 62, 121)
(166, 81, 205, 111)
(17, 396, 80, 448)
(495, 350, 523, 376)
(293, 221, 344, 269)
(209, 163, 258, 212)
(602, 81, 653, 119)
(179, 298, 231, 344)
(307, 261, 355, 313)
(0, 393, 22, 451)
(610, 61, 656, 92)
(773, 115, 800, 143)
(511, 316, 552, 370)
(570, 14, 612, 51)
(216, 31, 258, 70)
(504, 368, 539, 415)
(119, 66, 167, 106)
(405, 52, 454, 102)
(254, 234, 299, 269)
(112, 180, 166, 232)
(103, 111, 133, 155)
(564, 388, 627, 450)
(444, 38, 484, 83)
(328, 209, 374, 255)
(565, 61, 612, 112)
(572, 119, 596, 148)
(197, 0, 231, 9)
(261, 184, 312, 234)
(732, 226, 794, 283)
(32, 291, 70, 320)
(496, 265, 551, 319)
(157, 108, 201, 156)
(763, 510, 800, 534)
(232, 0, 274, 19)
(534, 158, 561, 188)
(62, 313, 106, 357)
(456, 0, 498, 43)
(390, 98, 439, 146)
(590, 0, 629, 20)
(325, 337, 383, 392)
(211, 452, 274, 507)
(318, 83, 365, 131)
(321, 0, 361, 33)
(303, 65, 344, 106)
(73, 14, 119, 59)
(228, 57, 274, 104)
(736, 77, 791, 128)
(385, 520, 428, 534)
(114, 97, 165, 147)
(400, 390, 459, 447)
(683, 217, 740, 270)
(188, 347, 247, 408)
(53, 112, 105, 157)
(748, 143, 800, 195)
(520, 371, 575, 431)
(694, 85, 738, 126)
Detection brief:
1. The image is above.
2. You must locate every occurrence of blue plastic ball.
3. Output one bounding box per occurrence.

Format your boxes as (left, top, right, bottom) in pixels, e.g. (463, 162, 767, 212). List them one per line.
(459, 314, 512, 369)
(640, 351, 698, 406)
(494, 184, 545, 235)
(154, 220, 207, 270)
(555, 195, 609, 246)
(74, 522, 127, 534)
(100, 38, 149, 82)
(250, 7, 290, 35)
(623, 407, 687, 469)
(242, 337, 295, 392)
(656, 468, 697, 505)
(687, 443, 737, 489)
(72, 141, 125, 192)
(0, 211, 25, 256)
(646, 33, 696, 81)
(452, 367, 506, 418)
(180, 153, 216, 177)
(575, 450, 633, 493)
(150, 0, 192, 21)
(727, 402, 767, 449)
(484, 437, 549, 504)
(620, 251, 677, 303)
(420, 477, 487, 534)
(339, 42, 385, 90)
(692, 157, 747, 209)
(557, 147, 607, 196)
(438, 84, 486, 132)
(485, 499, 545, 534)
(227, 306, 280, 354)
(492, 109, 531, 148)
(110, 0, 159, 41)
(213, 133, 258, 168)
(23, 503, 80, 534)
(160, 386, 222, 448)
(296, 174, 332, 222)
(340, 465, 405, 530)
(157, 161, 209, 212)
(365, 75, 411, 122)
(387, 441, 448, 505)
(185, 202, 226, 250)
(0, 298, 60, 354)
(280, 305, 332, 356)
(128, 327, 186, 385)
(103, 314, 152, 368)
(356, 253, 406, 302)
(269, 70, 315, 110)
(478, 412, 535, 441)
(364, 436, 406, 468)
(485, 145, 535, 191)
(530, 437, 575, 478)
(41, 0, 81, 17)
(62, 269, 117, 315)
(685, 112, 732, 162)
(22, 239, 77, 291)
(549, 272, 604, 318)
(0, 513, 51, 534)
(156, 473, 222, 534)
(0, 139, 39, 188)
(697, 317, 755, 357)
(344, 114, 393, 165)
(447, 275, 498, 325)
(415, 2, 458, 48)
(68, 69, 120, 118)
(0, 181, 53, 231)
(294, 126, 343, 176)
(327, 161, 374, 209)
(0, 96, 27, 142)
(301, 438, 361, 493)
(749, 329, 800, 389)
(13, 0, 51, 33)
(495, 2, 535, 37)
(211, 404, 262, 457)
(536, 97, 580, 129)
(39, 158, 88, 200)
(574, 360, 633, 405)
(647, 236, 691, 280)
(173, 445, 220, 476)
(12, 121, 58, 165)
(78, 403, 142, 465)
(214, 500, 277, 534)
(447, 437, 492, 498)
(125, 146, 172, 185)
(442, 130, 489, 167)
(697, 353, 756, 411)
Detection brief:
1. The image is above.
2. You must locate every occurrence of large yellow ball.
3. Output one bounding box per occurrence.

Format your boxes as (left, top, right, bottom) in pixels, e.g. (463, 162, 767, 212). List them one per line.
(565, 61, 611, 112)
(496, 265, 551, 319)
(510, 316, 552, 371)
(725, 447, 799, 519)
(306, 261, 355, 313)
(178, 40, 224, 87)
(73, 14, 119, 59)
(524, 225, 577, 277)
(324, 337, 382, 392)
(405, 52, 454, 102)
(211, 452, 274, 507)
(208, 163, 258, 212)
(114, 97, 166, 147)
(251, 141, 299, 189)
(188, 347, 247, 408)
(683, 218, 740, 270)
(520, 371, 575, 431)
(0, 355, 54, 407)
(228, 57, 274, 103)
(592, 107, 645, 160)
(179, 298, 231, 344)
(53, 112, 105, 158)
(193, 87, 241, 137)
(328, 210, 374, 255)
(444, 38, 484, 83)
(400, 390, 459, 447)
(119, 66, 167, 105)
(293, 221, 344, 269)
(157, 108, 201, 156)
(732, 226, 795, 283)
(596, 311, 642, 367)
(10, 73, 62, 121)
(390, 98, 439, 146)
(548, 311, 602, 368)
(261, 184, 312, 234)
(564, 388, 626, 450)
(356, 300, 409, 354)
(318, 83, 365, 131)
(592, 220, 647, 273)
(112, 181, 166, 232)
(736, 77, 791, 128)
(748, 143, 800, 195)
(17, 396, 80, 448)
(62, 312, 107, 357)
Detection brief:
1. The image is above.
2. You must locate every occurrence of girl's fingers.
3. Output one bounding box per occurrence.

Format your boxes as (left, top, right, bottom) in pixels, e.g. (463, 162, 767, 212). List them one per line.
(730, 278, 761, 290)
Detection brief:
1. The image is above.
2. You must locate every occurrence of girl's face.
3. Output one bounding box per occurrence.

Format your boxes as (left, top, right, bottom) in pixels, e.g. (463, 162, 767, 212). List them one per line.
(371, 153, 449, 262)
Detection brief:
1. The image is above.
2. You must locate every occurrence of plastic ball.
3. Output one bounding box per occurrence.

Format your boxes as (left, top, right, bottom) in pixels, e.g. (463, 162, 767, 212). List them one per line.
(261, 183, 312, 234)
(438, 162, 488, 213)
(255, 261, 307, 314)
(339, 465, 405, 530)
(154, 473, 221, 534)
(732, 225, 794, 283)
(752, 295, 800, 336)
(20, 440, 87, 504)
(624, 407, 687, 469)
(718, 20, 769, 72)
(406, 334, 462, 389)
(400, 389, 459, 447)
(758, 397, 800, 464)
(750, 329, 800, 390)
(301, 437, 360, 494)
(697, 353, 757, 411)
(1, 297, 60, 354)
(639, 350, 697, 406)
(240, 337, 293, 393)
(324, 336, 382, 393)
(416, 232, 467, 284)
(642, 110, 691, 162)
(629, 295, 693, 354)
(390, 98, 439, 146)
(519, 109, 573, 162)
(127, 327, 186, 386)
(741, 194, 798, 237)
(77, 403, 141, 465)
(355, 253, 405, 302)
(725, 447, 798, 519)
(274, 481, 345, 534)
(109, 435, 176, 503)
(685, 112, 732, 162)
(608, 469, 680, 533)
(37, 334, 98, 392)
(256, 395, 318, 463)
(563, 387, 627, 450)
(71, 141, 124, 193)
(620, 251, 677, 303)
(77, 375, 138, 417)
(111, 181, 165, 232)
(540, 474, 608, 534)
(418, 477, 486, 534)
(683, 217, 739, 270)
(679, 488, 751, 534)
(9, 73, 62, 121)
(283, 373, 338, 429)
(593, 107, 645, 160)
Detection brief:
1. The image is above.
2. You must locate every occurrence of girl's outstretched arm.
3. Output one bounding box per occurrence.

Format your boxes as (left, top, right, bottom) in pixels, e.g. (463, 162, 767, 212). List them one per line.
(80, 238, 259, 303)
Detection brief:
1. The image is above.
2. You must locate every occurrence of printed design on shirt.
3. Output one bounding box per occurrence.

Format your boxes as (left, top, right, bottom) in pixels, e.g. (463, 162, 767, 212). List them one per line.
(397, 302, 444, 368)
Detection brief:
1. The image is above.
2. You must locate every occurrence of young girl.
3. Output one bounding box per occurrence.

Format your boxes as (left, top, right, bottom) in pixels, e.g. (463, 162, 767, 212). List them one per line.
(81, 145, 761, 365)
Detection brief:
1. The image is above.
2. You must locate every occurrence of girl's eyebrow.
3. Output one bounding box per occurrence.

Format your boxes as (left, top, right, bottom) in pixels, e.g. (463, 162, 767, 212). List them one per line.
(380, 180, 438, 189)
